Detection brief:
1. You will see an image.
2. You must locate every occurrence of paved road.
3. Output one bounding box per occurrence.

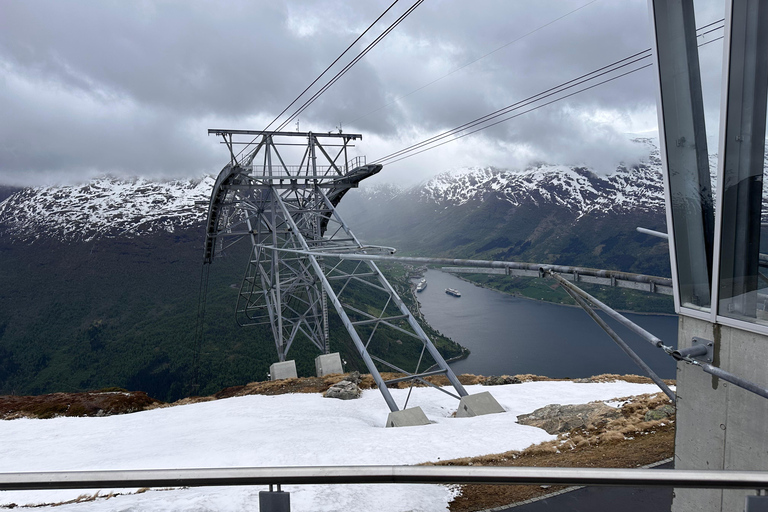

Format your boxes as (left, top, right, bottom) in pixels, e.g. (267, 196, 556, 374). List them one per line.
(495, 462, 673, 512)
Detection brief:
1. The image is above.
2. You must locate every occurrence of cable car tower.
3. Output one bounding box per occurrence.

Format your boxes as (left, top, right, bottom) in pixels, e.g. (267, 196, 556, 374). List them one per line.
(203, 129, 470, 414)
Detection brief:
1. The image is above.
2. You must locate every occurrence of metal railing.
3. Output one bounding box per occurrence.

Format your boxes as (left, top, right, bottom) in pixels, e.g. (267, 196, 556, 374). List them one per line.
(347, 155, 367, 169)
(2, 465, 768, 491)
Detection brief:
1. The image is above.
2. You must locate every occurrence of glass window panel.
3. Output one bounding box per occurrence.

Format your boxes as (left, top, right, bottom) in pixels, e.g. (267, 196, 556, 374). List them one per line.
(652, 0, 715, 311)
(717, 0, 768, 325)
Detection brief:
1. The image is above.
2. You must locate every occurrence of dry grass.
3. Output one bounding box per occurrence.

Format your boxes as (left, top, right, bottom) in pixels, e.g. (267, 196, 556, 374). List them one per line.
(5, 487, 179, 509)
(2, 373, 675, 419)
(0, 391, 162, 420)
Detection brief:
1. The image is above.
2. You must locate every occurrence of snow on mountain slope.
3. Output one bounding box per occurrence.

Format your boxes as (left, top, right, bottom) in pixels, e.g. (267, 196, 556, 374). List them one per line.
(5, 138, 766, 243)
(7, 160, 667, 244)
(0, 176, 213, 242)
(421, 162, 664, 216)
(420, 140, 665, 217)
(0, 380, 665, 511)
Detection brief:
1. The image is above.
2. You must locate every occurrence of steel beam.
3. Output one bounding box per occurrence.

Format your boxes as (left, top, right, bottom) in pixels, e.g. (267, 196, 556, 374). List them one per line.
(208, 129, 361, 139)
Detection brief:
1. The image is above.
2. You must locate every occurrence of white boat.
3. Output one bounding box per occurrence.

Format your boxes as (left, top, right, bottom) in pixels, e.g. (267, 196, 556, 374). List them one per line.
(416, 278, 427, 292)
(445, 287, 461, 297)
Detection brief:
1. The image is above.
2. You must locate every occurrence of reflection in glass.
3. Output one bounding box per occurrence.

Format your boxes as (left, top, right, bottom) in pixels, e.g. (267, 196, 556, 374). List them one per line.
(652, 0, 714, 311)
(717, 0, 768, 325)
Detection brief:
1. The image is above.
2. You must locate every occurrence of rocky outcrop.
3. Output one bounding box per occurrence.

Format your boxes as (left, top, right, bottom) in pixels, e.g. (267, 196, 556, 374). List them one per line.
(644, 404, 675, 422)
(516, 402, 622, 434)
(324, 372, 362, 400)
(483, 375, 521, 386)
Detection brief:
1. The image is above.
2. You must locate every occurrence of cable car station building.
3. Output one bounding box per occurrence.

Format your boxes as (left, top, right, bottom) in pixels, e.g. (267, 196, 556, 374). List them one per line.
(649, 0, 768, 509)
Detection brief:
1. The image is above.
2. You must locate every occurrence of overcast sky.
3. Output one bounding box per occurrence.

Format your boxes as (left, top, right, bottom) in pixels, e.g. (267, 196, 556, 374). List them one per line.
(0, 0, 727, 187)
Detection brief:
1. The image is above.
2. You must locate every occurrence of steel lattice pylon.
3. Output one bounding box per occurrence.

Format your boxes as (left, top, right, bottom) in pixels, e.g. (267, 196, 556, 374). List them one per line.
(204, 129, 467, 411)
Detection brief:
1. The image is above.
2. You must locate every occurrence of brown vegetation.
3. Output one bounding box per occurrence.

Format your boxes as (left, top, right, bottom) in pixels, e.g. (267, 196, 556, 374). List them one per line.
(0, 373, 673, 419)
(0, 389, 160, 420)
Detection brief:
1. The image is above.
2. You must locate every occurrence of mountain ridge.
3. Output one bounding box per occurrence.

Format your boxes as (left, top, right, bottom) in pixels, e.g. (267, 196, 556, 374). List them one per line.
(0, 147, 666, 243)
(0, 176, 213, 242)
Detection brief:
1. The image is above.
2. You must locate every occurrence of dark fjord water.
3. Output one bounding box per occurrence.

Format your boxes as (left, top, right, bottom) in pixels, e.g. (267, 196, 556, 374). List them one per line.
(416, 269, 678, 379)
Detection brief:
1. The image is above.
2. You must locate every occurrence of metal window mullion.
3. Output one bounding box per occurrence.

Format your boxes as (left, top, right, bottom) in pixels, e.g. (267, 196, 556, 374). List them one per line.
(648, 0, 714, 314)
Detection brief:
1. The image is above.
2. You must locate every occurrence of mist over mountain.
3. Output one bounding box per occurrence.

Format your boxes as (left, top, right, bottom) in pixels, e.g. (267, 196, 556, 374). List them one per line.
(338, 139, 672, 277)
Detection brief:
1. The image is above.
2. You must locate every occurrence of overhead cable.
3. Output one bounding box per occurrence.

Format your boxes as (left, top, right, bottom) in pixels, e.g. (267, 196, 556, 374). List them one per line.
(373, 49, 655, 165)
(262, 0, 402, 133)
(372, 22, 724, 166)
(274, 0, 424, 132)
(234, 0, 412, 161)
(346, 0, 602, 125)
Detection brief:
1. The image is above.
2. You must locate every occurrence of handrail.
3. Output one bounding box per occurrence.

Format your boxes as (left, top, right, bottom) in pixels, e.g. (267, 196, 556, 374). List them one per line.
(2, 466, 768, 491)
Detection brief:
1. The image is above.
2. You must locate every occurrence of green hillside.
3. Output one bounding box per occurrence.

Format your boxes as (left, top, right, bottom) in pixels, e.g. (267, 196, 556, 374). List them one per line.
(0, 230, 461, 400)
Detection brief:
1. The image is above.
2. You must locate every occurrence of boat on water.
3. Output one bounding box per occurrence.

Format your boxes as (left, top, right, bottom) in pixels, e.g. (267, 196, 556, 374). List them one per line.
(445, 287, 461, 297)
(416, 278, 427, 292)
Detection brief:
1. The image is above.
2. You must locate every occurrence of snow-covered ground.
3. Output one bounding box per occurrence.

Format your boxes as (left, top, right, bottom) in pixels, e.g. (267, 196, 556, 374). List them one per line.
(0, 381, 666, 511)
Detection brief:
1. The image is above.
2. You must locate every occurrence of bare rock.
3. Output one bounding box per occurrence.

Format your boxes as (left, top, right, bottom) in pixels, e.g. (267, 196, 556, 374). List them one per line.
(483, 375, 521, 386)
(517, 403, 621, 434)
(644, 404, 675, 422)
(324, 380, 362, 400)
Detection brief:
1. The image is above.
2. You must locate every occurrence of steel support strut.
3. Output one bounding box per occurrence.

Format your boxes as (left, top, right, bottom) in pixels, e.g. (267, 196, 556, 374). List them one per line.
(205, 130, 468, 412)
(273, 189, 466, 411)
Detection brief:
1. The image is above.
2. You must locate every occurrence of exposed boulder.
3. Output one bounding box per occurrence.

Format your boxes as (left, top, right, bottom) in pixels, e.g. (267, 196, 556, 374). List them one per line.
(517, 402, 621, 434)
(483, 375, 521, 386)
(644, 404, 675, 422)
(324, 379, 362, 400)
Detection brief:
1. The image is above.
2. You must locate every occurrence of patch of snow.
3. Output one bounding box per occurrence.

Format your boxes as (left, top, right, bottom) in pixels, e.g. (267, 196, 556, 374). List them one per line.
(0, 380, 667, 511)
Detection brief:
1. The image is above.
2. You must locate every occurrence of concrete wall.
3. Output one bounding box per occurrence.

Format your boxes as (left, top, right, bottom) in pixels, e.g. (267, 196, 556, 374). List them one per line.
(673, 316, 768, 512)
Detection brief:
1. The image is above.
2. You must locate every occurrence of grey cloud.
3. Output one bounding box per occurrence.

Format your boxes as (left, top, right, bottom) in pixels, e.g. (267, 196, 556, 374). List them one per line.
(0, 0, 728, 186)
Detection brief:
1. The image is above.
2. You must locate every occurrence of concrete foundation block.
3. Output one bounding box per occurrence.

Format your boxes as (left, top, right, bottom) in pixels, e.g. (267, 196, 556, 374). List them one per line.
(386, 406, 431, 427)
(315, 352, 344, 377)
(456, 391, 505, 418)
(269, 360, 297, 381)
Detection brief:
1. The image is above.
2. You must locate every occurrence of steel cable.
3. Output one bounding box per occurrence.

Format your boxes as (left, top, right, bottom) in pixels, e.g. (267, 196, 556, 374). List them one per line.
(233, 0, 407, 161)
(372, 21, 724, 166)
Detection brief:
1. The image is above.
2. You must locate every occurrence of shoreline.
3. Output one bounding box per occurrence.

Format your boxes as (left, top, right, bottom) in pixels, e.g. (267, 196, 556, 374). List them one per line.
(404, 266, 472, 366)
(447, 271, 678, 318)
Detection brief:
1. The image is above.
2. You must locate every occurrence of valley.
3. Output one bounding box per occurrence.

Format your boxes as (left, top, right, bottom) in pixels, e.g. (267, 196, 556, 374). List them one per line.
(0, 139, 688, 400)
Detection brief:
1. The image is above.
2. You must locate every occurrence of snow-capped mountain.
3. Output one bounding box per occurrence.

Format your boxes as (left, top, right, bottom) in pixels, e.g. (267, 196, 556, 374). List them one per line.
(0, 176, 213, 242)
(5, 137, 762, 247)
(371, 139, 662, 213)
(419, 160, 664, 217)
(0, 140, 667, 244)
(333, 140, 678, 276)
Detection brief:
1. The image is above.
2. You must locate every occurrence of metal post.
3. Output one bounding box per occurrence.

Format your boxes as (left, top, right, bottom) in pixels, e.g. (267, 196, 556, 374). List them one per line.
(367, 259, 468, 397)
(547, 272, 671, 350)
(259, 484, 290, 512)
